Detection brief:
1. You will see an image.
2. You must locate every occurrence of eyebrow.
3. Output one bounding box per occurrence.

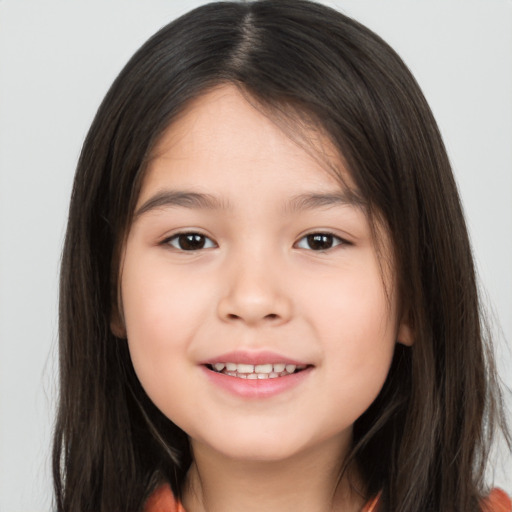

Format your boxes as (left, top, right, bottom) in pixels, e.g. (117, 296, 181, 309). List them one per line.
(285, 191, 367, 213)
(134, 188, 367, 218)
(135, 190, 231, 218)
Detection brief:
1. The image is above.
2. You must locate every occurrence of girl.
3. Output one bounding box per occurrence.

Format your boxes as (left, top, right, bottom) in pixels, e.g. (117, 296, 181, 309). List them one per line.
(52, 1, 511, 511)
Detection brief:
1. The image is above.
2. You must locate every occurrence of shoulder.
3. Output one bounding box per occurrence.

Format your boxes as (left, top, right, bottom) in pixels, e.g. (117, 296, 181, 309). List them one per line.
(364, 488, 511, 512)
(143, 485, 511, 512)
(143, 484, 185, 512)
(363, 492, 381, 512)
(481, 488, 512, 512)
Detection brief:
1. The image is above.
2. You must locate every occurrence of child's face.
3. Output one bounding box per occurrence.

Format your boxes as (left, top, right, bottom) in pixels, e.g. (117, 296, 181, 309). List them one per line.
(118, 85, 411, 463)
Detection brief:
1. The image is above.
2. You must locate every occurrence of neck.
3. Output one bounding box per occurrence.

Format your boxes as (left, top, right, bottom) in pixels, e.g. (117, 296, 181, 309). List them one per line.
(182, 437, 366, 512)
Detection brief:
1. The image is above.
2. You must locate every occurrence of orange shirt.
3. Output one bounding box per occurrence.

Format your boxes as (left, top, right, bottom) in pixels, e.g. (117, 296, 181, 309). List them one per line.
(144, 484, 511, 512)
(482, 488, 512, 512)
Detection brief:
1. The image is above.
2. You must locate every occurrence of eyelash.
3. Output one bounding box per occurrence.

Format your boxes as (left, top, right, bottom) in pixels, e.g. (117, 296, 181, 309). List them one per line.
(162, 231, 349, 252)
(294, 232, 349, 251)
(163, 232, 217, 251)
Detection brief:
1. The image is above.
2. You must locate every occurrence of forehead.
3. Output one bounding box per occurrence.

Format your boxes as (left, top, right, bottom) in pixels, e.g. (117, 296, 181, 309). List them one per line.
(140, 85, 357, 204)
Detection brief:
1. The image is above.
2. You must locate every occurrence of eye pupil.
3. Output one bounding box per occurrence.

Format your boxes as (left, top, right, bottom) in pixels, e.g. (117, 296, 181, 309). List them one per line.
(179, 233, 205, 250)
(307, 233, 333, 250)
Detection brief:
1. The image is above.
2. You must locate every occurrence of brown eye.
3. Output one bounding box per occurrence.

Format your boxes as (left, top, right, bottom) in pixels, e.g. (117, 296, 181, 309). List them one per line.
(296, 233, 345, 251)
(166, 233, 216, 251)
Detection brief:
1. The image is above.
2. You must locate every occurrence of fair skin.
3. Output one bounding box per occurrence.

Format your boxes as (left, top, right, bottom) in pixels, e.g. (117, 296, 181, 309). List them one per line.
(117, 85, 412, 512)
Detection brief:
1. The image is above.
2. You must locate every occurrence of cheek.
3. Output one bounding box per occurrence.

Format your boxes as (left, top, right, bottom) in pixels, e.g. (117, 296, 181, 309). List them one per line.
(331, 285, 395, 368)
(304, 259, 396, 347)
(122, 251, 213, 345)
(120, 254, 204, 400)
(122, 276, 203, 432)
(304, 261, 397, 414)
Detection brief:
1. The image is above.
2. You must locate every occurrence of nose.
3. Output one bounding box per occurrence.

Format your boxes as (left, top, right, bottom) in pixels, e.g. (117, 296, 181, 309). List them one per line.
(216, 252, 293, 327)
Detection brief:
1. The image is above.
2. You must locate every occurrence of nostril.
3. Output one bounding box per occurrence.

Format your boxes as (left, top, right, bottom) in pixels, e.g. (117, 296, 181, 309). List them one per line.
(225, 312, 279, 321)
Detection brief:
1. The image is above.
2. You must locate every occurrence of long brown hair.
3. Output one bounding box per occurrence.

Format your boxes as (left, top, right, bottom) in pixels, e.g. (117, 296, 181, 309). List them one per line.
(53, 1, 510, 510)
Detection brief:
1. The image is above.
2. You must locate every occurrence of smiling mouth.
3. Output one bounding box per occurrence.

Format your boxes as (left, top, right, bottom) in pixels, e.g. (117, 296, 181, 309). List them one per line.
(206, 362, 309, 380)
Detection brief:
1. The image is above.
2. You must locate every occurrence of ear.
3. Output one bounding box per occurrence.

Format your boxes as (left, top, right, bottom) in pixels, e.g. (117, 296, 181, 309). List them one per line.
(110, 300, 127, 339)
(397, 315, 414, 347)
(110, 315, 126, 339)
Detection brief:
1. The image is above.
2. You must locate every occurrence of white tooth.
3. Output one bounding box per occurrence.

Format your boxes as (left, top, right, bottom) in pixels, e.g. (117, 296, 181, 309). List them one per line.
(285, 364, 296, 373)
(237, 363, 254, 373)
(269, 372, 279, 378)
(255, 364, 273, 373)
(257, 373, 269, 379)
(238, 374, 247, 379)
(226, 363, 237, 371)
(247, 373, 258, 379)
(213, 363, 225, 371)
(273, 363, 286, 373)
(226, 371, 237, 377)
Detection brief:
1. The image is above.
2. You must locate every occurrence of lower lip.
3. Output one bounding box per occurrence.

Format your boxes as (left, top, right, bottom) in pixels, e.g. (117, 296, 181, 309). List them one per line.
(201, 366, 313, 399)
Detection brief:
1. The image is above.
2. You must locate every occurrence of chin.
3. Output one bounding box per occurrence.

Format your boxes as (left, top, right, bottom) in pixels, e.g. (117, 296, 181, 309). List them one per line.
(196, 431, 307, 463)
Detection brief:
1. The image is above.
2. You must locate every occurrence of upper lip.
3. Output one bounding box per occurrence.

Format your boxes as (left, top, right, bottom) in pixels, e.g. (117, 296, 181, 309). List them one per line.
(201, 350, 310, 366)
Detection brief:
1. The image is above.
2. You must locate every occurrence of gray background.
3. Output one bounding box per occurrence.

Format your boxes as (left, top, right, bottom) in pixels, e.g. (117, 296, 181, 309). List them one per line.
(0, 1, 510, 510)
